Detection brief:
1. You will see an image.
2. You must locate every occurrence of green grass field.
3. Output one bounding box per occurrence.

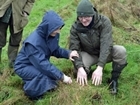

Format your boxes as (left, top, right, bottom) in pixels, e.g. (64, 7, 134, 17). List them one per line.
(0, 0, 140, 105)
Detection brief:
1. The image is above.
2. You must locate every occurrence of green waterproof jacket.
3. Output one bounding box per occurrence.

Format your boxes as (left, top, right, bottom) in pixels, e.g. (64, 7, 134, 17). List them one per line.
(69, 12, 113, 69)
(0, 0, 35, 33)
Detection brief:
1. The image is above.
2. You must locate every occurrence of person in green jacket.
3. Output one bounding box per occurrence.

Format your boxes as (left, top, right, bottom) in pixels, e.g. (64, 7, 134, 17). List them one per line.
(0, 0, 35, 68)
(69, 0, 127, 94)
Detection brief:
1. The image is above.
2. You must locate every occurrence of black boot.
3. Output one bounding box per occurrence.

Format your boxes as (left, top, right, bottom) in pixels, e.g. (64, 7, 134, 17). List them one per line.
(8, 45, 19, 68)
(108, 79, 118, 94)
(109, 62, 127, 94)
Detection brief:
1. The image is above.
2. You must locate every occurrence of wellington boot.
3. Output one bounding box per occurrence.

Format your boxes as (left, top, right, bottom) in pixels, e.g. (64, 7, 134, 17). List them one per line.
(109, 62, 127, 95)
(108, 79, 118, 94)
(111, 62, 127, 81)
(8, 45, 19, 68)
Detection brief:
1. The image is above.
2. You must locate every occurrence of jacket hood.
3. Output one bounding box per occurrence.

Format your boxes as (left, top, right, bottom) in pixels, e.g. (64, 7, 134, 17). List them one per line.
(36, 10, 64, 40)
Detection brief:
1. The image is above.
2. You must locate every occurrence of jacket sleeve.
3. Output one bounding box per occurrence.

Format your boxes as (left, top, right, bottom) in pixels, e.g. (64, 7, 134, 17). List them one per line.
(52, 46, 70, 59)
(24, 43, 63, 80)
(23, 0, 35, 15)
(69, 25, 84, 69)
(98, 16, 113, 67)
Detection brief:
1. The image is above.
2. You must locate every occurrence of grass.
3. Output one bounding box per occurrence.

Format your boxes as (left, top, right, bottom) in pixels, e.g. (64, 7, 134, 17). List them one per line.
(0, 0, 140, 105)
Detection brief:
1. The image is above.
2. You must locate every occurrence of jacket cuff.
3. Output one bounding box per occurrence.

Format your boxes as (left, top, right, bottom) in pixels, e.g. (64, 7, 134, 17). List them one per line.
(97, 62, 105, 68)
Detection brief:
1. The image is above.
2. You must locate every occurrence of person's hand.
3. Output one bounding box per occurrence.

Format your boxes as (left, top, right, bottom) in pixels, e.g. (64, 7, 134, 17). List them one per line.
(69, 50, 79, 61)
(92, 66, 103, 86)
(63, 74, 72, 84)
(77, 67, 87, 86)
(23, 11, 28, 17)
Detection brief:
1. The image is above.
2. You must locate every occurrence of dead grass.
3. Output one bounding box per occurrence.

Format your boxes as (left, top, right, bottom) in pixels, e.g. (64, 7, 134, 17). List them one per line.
(92, 0, 140, 44)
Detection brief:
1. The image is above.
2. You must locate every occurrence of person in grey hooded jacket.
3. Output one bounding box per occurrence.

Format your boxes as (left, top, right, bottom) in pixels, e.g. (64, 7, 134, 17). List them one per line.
(14, 10, 79, 100)
(69, 0, 127, 94)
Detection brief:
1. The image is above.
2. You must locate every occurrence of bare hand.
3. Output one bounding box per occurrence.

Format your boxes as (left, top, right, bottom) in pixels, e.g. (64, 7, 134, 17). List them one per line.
(92, 66, 103, 86)
(77, 67, 87, 86)
(23, 11, 28, 17)
(63, 74, 72, 84)
(69, 50, 79, 61)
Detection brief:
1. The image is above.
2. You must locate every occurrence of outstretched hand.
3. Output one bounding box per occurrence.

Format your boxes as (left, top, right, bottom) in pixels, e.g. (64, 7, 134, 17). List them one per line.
(92, 66, 103, 86)
(77, 67, 88, 86)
